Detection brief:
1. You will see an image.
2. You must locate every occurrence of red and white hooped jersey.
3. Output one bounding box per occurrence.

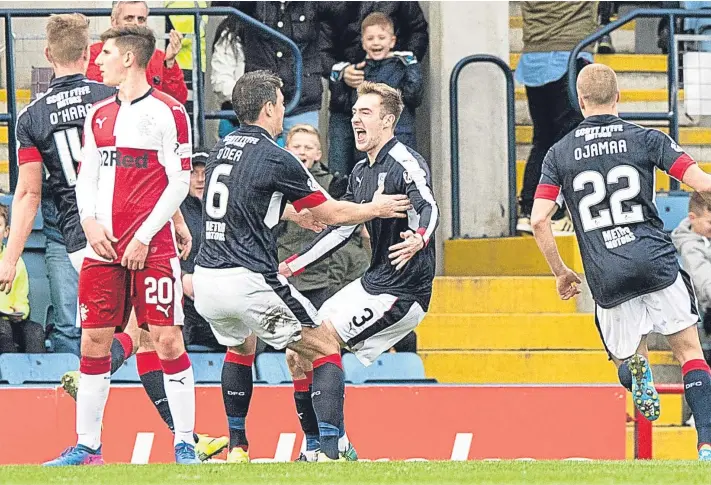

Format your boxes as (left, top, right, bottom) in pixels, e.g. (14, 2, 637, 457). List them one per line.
(78, 88, 192, 263)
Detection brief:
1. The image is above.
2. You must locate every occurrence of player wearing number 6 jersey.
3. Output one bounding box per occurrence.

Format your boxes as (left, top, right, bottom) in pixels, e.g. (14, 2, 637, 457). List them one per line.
(531, 64, 711, 461)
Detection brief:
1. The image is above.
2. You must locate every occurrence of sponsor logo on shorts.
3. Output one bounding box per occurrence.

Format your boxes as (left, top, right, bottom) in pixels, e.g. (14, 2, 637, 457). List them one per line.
(685, 380, 703, 390)
(156, 304, 170, 318)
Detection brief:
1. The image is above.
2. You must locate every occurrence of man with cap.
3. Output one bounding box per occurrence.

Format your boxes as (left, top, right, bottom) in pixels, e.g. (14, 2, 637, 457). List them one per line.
(180, 150, 224, 350)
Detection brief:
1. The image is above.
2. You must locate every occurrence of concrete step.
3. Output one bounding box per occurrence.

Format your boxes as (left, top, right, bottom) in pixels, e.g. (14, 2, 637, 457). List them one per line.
(417, 313, 601, 350)
(625, 425, 697, 459)
(510, 27, 635, 54)
(515, 160, 711, 193)
(430, 277, 578, 314)
(509, 17, 637, 33)
(510, 53, 668, 72)
(443, 236, 583, 277)
(420, 349, 675, 384)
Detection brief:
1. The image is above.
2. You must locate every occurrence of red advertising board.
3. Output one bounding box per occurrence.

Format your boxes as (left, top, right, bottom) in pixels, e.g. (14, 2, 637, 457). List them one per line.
(0, 385, 626, 464)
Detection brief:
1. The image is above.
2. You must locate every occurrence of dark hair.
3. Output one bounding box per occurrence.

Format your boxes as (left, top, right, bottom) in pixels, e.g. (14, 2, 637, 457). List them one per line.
(213, 15, 240, 52)
(100, 25, 155, 69)
(0, 203, 9, 225)
(231, 70, 283, 124)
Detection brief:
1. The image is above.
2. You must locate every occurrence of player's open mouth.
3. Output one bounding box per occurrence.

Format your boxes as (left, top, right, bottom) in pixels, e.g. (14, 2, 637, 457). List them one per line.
(354, 128, 367, 144)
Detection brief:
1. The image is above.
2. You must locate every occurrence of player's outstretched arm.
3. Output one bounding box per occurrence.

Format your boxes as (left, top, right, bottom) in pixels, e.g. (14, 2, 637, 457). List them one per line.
(309, 184, 411, 226)
(531, 198, 581, 300)
(682, 165, 711, 203)
(281, 204, 326, 233)
(0, 163, 42, 294)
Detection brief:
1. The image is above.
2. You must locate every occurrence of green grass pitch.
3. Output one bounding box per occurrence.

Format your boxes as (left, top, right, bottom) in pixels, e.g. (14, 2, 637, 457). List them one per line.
(1, 461, 710, 485)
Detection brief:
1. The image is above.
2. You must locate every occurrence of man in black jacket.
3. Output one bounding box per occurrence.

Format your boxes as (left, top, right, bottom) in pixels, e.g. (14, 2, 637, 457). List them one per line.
(218, 2, 327, 145)
(321, 1, 428, 176)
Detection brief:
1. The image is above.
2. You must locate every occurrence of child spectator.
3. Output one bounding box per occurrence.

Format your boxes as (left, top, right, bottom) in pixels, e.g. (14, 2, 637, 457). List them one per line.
(672, 192, 711, 361)
(0, 204, 45, 353)
(276, 124, 370, 310)
(330, 12, 423, 153)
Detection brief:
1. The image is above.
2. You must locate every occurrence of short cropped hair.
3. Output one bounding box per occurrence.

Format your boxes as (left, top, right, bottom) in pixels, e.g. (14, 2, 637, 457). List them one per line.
(231, 70, 283, 124)
(286, 124, 321, 147)
(577, 63, 619, 107)
(46, 14, 90, 64)
(361, 12, 394, 34)
(100, 25, 155, 69)
(357, 81, 404, 123)
(690, 192, 711, 216)
(0, 203, 9, 226)
(111, 1, 150, 22)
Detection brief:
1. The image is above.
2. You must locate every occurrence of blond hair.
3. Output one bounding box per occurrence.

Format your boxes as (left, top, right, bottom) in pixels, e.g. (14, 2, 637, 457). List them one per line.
(357, 81, 404, 124)
(577, 63, 619, 107)
(46, 13, 90, 65)
(286, 124, 321, 147)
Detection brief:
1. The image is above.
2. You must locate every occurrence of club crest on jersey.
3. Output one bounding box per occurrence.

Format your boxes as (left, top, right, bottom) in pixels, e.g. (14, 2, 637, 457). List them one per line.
(378, 172, 387, 185)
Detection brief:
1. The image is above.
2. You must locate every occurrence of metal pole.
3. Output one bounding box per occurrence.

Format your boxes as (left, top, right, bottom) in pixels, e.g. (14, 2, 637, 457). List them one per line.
(449, 60, 462, 239)
(5, 14, 17, 191)
(668, 13, 680, 191)
(193, 11, 205, 146)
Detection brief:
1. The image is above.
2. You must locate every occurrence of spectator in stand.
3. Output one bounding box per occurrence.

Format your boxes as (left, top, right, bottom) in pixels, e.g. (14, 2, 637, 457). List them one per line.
(321, 2, 428, 176)
(514, 1, 596, 236)
(276, 124, 370, 310)
(0, 204, 45, 354)
(215, 2, 326, 145)
(672, 192, 711, 363)
(41, 184, 80, 356)
(180, 150, 225, 351)
(210, 15, 244, 138)
(86, 1, 188, 104)
(330, 12, 423, 150)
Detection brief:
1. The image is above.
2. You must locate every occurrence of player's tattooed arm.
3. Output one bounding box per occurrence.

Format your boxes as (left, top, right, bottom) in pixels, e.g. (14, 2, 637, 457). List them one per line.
(531, 198, 581, 301)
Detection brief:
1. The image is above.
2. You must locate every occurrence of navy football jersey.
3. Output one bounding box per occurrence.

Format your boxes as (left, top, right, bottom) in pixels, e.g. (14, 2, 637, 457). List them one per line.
(194, 125, 329, 274)
(16, 74, 115, 253)
(537, 114, 694, 308)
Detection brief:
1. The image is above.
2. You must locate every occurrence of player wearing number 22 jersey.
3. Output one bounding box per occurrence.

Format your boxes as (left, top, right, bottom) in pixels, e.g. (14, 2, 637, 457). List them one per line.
(16, 74, 115, 255)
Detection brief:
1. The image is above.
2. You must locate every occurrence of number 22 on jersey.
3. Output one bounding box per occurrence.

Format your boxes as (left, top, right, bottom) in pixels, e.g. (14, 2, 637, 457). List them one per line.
(573, 165, 644, 232)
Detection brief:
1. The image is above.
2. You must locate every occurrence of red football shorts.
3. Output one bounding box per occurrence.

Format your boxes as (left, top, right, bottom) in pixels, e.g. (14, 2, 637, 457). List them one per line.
(78, 256, 184, 329)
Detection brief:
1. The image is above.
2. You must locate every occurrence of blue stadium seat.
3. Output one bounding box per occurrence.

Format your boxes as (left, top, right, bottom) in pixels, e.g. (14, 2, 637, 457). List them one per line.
(190, 353, 224, 383)
(255, 353, 291, 384)
(342, 353, 431, 384)
(0, 353, 79, 385)
(112, 356, 140, 383)
(187, 344, 220, 353)
(656, 192, 690, 232)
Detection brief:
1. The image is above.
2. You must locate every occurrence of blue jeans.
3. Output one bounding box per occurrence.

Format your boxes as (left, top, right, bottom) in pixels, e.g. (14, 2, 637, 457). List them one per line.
(277, 110, 320, 147)
(45, 239, 80, 356)
(328, 111, 358, 176)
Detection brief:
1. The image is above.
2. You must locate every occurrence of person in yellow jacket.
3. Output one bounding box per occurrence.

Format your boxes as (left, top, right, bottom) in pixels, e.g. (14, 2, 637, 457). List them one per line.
(164, 1, 207, 72)
(0, 204, 45, 353)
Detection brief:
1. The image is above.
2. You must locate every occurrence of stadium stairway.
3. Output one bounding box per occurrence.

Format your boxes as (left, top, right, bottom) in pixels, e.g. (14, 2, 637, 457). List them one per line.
(419, 3, 697, 459)
(0, 89, 31, 191)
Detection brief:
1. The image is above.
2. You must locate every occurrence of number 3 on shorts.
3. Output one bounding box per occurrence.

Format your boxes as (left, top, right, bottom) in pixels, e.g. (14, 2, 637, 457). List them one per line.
(145, 276, 173, 304)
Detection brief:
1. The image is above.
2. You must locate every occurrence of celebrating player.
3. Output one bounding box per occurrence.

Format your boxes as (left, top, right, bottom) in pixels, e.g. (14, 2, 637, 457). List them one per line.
(191, 71, 412, 462)
(279, 82, 438, 460)
(531, 63, 711, 461)
(45, 25, 198, 466)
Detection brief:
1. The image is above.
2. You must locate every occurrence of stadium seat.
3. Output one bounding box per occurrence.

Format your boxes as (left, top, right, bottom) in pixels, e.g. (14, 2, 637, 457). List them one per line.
(190, 353, 224, 383)
(112, 356, 140, 383)
(342, 353, 432, 384)
(22, 250, 52, 325)
(656, 192, 690, 232)
(187, 344, 220, 352)
(255, 353, 291, 384)
(0, 353, 79, 385)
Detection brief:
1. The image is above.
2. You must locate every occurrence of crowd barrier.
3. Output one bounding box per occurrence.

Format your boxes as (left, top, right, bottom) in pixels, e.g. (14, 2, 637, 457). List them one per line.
(0, 385, 625, 464)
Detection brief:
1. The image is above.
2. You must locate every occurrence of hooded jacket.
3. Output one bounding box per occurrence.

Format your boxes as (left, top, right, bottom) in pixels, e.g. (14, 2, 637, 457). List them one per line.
(672, 217, 711, 310)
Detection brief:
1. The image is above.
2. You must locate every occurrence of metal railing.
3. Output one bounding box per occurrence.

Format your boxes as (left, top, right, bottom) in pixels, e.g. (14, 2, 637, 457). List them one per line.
(449, 55, 516, 239)
(568, 8, 711, 192)
(0, 7, 303, 191)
